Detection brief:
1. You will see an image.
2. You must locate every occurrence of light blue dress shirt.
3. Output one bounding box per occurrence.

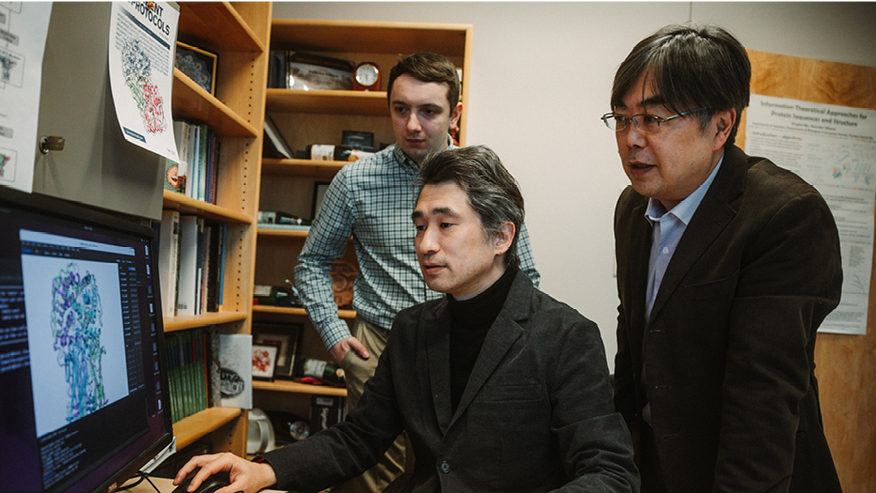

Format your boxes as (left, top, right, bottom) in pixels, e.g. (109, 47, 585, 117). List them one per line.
(641, 153, 724, 426)
(644, 154, 725, 321)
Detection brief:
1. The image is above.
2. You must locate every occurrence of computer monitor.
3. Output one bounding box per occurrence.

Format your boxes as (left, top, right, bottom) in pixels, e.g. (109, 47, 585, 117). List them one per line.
(0, 187, 173, 493)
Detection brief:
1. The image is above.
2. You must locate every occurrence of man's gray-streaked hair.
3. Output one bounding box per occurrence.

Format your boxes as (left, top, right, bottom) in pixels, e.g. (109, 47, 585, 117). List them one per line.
(418, 145, 524, 268)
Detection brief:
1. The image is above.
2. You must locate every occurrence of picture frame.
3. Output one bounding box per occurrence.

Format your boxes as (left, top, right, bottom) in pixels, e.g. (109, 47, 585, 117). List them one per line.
(252, 322, 301, 379)
(175, 41, 217, 95)
(311, 181, 331, 220)
(286, 52, 355, 91)
(252, 344, 278, 380)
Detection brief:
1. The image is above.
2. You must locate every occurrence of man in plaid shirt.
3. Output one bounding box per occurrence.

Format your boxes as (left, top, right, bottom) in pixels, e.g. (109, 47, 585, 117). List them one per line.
(294, 52, 540, 491)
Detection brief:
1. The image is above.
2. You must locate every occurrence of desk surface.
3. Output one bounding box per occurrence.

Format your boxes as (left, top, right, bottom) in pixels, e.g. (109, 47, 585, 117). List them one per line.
(120, 476, 285, 493)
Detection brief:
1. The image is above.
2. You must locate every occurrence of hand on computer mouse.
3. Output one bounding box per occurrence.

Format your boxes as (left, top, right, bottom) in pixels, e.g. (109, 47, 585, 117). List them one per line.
(171, 469, 230, 493)
(172, 452, 277, 493)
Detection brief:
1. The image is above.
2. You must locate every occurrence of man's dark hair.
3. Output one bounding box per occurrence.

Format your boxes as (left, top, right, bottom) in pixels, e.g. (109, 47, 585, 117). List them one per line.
(418, 146, 524, 268)
(611, 24, 751, 147)
(388, 52, 461, 112)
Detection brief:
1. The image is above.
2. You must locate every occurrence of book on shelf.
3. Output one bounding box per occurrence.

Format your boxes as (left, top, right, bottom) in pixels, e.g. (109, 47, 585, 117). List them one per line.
(204, 222, 223, 313)
(218, 223, 227, 308)
(158, 210, 180, 318)
(208, 325, 221, 408)
(204, 129, 220, 203)
(165, 326, 215, 423)
(174, 215, 226, 316)
(263, 114, 293, 160)
(195, 218, 206, 316)
(218, 334, 252, 409)
(267, 51, 285, 89)
(171, 121, 189, 196)
(176, 215, 199, 316)
(171, 119, 220, 204)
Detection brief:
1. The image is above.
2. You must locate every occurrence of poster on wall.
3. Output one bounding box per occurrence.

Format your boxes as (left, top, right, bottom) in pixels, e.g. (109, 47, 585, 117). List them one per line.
(0, 2, 52, 193)
(745, 94, 876, 335)
(107, 1, 180, 162)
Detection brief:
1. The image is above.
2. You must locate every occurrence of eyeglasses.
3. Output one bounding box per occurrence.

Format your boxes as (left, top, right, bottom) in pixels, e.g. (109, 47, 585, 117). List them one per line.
(601, 107, 712, 133)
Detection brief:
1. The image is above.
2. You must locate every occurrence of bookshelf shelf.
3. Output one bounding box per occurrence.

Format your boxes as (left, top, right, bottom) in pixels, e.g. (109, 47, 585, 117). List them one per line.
(174, 406, 244, 451)
(164, 311, 249, 333)
(253, 305, 356, 320)
(172, 69, 258, 138)
(261, 158, 348, 178)
(257, 226, 309, 239)
(253, 380, 347, 397)
(163, 190, 253, 224)
(254, 16, 471, 435)
(269, 19, 469, 55)
(160, 1, 271, 460)
(178, 2, 264, 53)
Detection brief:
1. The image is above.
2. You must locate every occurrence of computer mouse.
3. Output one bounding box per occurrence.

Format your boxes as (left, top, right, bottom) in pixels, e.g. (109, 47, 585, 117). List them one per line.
(171, 469, 231, 493)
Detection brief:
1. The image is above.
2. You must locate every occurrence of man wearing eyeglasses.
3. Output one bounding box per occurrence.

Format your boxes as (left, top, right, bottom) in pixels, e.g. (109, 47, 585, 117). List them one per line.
(608, 24, 843, 492)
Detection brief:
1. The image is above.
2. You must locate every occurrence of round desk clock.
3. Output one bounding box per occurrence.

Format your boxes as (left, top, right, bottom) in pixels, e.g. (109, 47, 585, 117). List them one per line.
(353, 62, 380, 91)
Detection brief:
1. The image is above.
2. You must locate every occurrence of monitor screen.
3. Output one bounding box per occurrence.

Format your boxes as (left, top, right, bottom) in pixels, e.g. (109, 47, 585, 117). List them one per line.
(0, 187, 173, 493)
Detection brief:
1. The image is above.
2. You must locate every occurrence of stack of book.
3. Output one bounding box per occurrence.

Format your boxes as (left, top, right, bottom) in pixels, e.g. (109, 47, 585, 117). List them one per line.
(165, 326, 220, 422)
(157, 211, 226, 318)
(164, 119, 221, 204)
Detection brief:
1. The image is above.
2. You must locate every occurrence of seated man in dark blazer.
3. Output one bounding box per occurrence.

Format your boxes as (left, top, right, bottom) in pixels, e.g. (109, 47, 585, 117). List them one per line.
(173, 145, 639, 493)
(608, 24, 843, 492)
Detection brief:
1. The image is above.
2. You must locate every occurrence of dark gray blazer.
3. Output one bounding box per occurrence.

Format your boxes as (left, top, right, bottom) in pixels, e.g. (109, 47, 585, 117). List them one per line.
(264, 271, 639, 492)
(614, 144, 843, 492)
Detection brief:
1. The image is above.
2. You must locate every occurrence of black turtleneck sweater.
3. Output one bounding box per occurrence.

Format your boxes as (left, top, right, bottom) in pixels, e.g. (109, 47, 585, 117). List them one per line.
(447, 265, 518, 413)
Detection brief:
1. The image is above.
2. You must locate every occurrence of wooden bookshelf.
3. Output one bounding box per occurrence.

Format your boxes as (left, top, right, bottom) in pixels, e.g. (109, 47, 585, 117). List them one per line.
(253, 17, 472, 420)
(173, 407, 244, 451)
(162, 1, 272, 458)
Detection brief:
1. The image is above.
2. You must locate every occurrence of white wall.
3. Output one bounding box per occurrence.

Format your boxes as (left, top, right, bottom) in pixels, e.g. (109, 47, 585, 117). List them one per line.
(272, 2, 876, 370)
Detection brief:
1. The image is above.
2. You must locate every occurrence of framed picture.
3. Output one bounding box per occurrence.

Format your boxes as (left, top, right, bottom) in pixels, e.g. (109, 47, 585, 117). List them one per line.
(252, 322, 301, 379)
(175, 41, 217, 95)
(252, 344, 278, 380)
(311, 181, 331, 220)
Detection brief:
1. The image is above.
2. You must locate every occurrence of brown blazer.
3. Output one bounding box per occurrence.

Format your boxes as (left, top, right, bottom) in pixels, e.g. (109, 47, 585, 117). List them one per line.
(613, 144, 843, 492)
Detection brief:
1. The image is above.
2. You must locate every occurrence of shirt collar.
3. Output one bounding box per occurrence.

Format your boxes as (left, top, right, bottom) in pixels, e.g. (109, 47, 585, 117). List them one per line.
(392, 133, 456, 172)
(393, 145, 419, 172)
(645, 152, 725, 225)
